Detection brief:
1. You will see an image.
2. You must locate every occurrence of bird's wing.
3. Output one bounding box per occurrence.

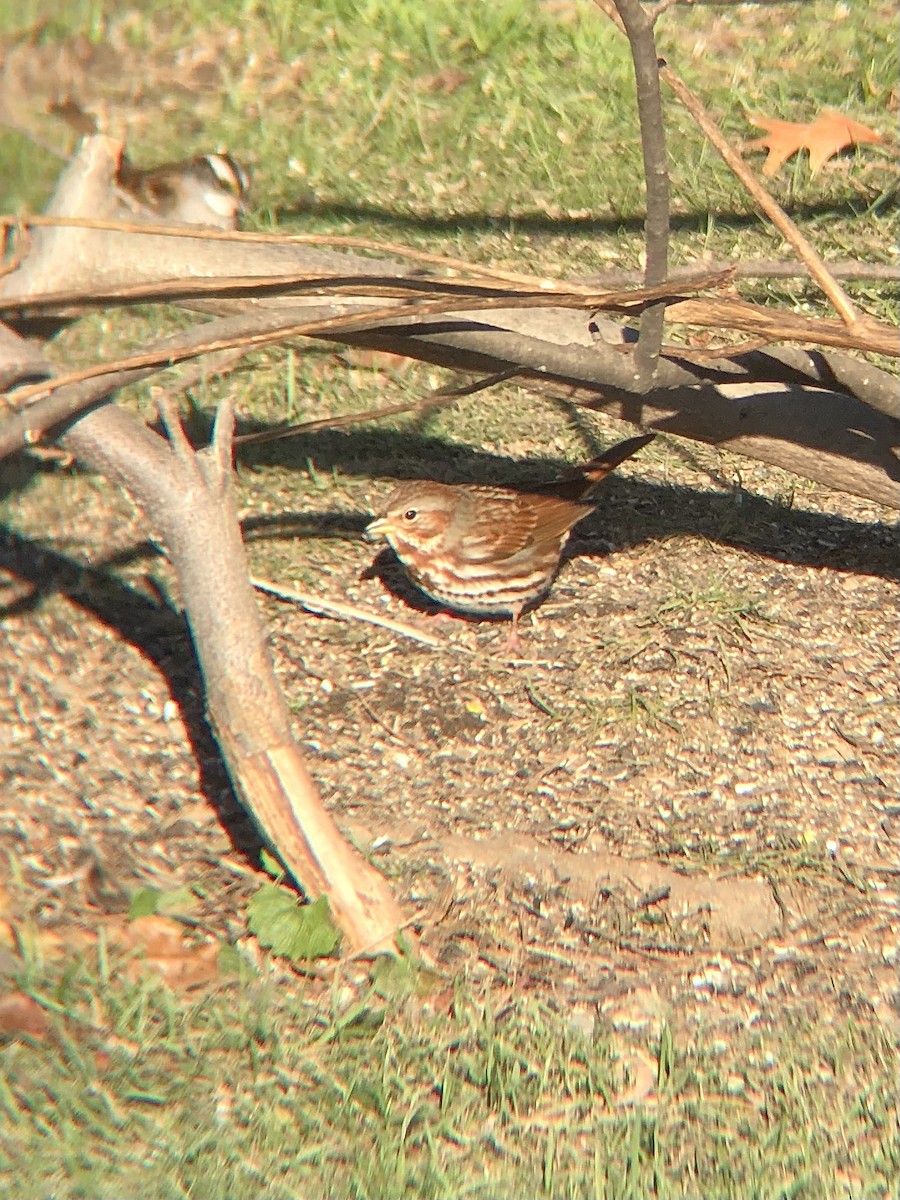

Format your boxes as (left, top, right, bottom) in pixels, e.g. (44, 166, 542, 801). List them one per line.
(453, 493, 591, 563)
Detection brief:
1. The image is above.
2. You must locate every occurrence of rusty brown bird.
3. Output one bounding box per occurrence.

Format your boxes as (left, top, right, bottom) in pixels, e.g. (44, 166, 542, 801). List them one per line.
(365, 432, 655, 647)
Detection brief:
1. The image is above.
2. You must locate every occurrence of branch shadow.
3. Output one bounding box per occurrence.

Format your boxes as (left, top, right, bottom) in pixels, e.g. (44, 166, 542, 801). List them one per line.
(273, 196, 889, 245)
(3, 418, 895, 836)
(0, 525, 266, 867)
(237, 425, 900, 587)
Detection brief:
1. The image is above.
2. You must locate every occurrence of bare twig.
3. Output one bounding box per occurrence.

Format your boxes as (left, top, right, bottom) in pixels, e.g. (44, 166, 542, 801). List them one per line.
(155, 391, 195, 462)
(3, 272, 893, 425)
(581, 259, 900, 287)
(3, 254, 897, 518)
(0, 212, 579, 289)
(0, 222, 30, 279)
(2, 136, 896, 512)
(251, 577, 448, 649)
(0, 266, 727, 316)
(210, 391, 238, 478)
(0, 310, 313, 459)
(592, 0, 625, 32)
(149, 346, 250, 410)
(10, 283, 894, 405)
(2, 289, 897, 508)
(613, 0, 670, 387)
(665, 294, 895, 354)
(0, 277, 729, 413)
(659, 63, 864, 329)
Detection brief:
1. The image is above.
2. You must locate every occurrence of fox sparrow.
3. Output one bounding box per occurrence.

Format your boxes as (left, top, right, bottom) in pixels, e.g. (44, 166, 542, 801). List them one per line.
(366, 432, 655, 645)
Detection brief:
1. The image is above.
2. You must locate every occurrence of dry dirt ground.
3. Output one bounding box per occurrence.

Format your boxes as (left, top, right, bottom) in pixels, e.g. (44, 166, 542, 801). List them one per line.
(2, 398, 898, 1046)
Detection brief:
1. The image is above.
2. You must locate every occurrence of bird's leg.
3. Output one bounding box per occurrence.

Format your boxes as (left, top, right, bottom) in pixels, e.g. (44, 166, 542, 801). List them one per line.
(501, 607, 524, 654)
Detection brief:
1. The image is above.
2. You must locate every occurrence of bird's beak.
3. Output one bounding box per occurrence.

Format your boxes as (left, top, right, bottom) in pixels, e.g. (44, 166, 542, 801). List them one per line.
(364, 516, 390, 543)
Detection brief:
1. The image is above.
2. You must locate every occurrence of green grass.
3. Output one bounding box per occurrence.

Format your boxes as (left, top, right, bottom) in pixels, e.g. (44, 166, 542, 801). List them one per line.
(2, 0, 896, 255)
(1, 944, 896, 1199)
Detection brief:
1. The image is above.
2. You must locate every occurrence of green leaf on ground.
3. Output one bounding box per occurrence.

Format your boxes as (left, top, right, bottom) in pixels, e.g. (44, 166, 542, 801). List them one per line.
(247, 885, 341, 960)
(128, 885, 199, 920)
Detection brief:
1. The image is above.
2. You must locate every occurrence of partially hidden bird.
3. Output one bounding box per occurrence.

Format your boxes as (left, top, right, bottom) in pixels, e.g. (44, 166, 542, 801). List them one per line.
(116, 152, 250, 230)
(365, 432, 655, 648)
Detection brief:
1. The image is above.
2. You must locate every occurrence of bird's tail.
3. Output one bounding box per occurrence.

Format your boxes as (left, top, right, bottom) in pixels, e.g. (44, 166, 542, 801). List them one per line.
(538, 432, 656, 500)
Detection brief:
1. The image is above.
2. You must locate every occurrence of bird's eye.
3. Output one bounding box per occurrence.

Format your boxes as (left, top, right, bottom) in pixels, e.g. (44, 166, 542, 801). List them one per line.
(403, 509, 418, 521)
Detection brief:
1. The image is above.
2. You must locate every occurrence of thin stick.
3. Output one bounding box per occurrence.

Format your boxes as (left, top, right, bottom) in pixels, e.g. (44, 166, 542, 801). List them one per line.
(155, 392, 194, 462)
(1, 266, 725, 314)
(153, 346, 250, 401)
(0, 213, 571, 289)
(5, 282, 894, 424)
(0, 222, 30, 280)
(581, 259, 900, 286)
(2, 280, 722, 409)
(236, 396, 445, 447)
(659, 63, 862, 329)
(252, 576, 447, 649)
(210, 392, 237, 480)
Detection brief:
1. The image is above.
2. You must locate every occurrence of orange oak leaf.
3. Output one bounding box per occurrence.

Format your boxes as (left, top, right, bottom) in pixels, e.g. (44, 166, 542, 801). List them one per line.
(748, 110, 884, 176)
(0, 990, 49, 1041)
(119, 915, 220, 990)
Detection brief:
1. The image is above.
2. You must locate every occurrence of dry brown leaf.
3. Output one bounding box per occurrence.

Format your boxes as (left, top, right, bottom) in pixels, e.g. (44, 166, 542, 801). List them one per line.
(748, 110, 884, 176)
(119, 915, 220, 990)
(0, 990, 49, 1041)
(423, 67, 470, 94)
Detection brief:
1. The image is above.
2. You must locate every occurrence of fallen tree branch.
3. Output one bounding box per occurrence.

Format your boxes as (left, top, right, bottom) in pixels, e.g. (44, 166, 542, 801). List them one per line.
(0, 209, 573, 289)
(329, 312, 899, 508)
(6, 289, 896, 509)
(0, 157, 408, 956)
(2, 138, 897, 506)
(0, 268, 730, 318)
(9, 212, 897, 286)
(4, 280, 894, 420)
(2, 287, 896, 506)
